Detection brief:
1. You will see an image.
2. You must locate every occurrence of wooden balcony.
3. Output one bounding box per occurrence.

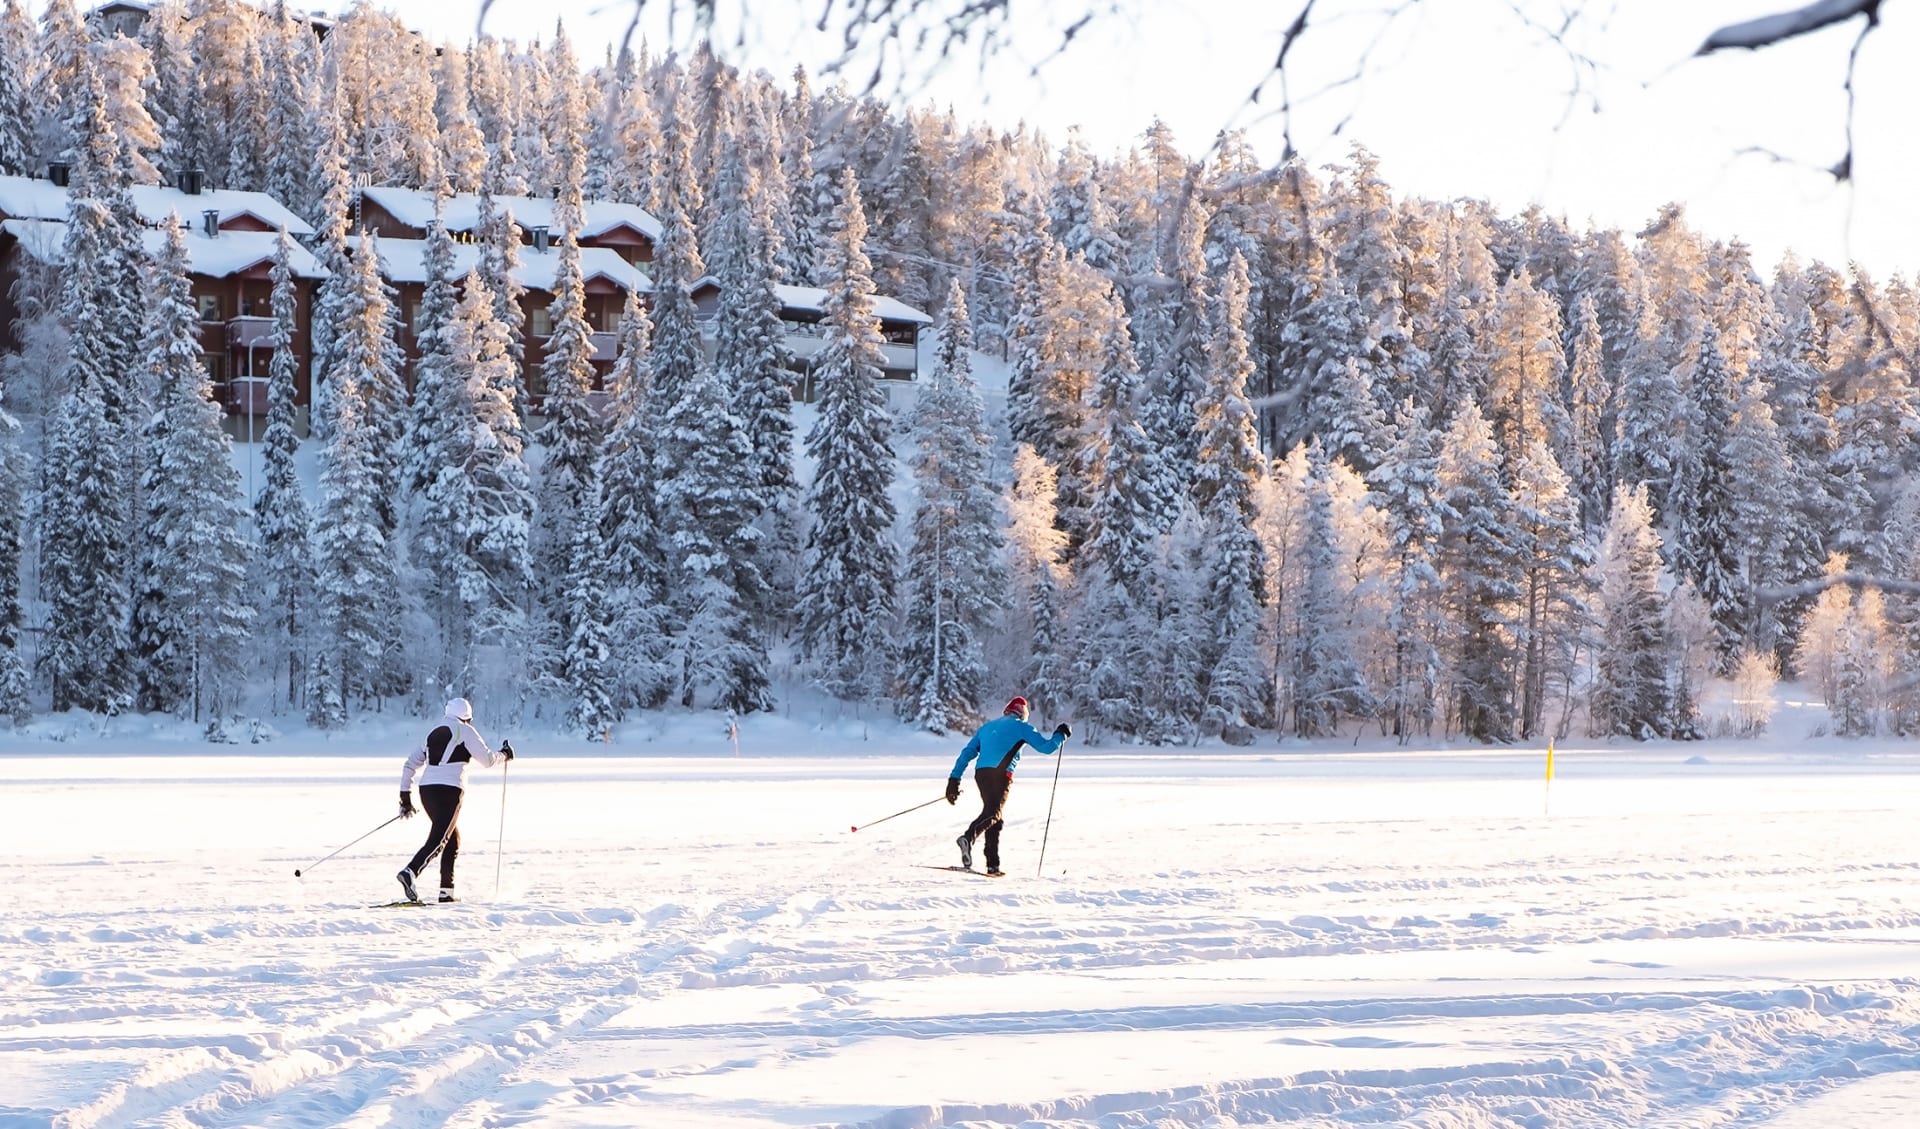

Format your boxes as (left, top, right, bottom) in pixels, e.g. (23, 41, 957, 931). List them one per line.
(226, 316, 276, 350)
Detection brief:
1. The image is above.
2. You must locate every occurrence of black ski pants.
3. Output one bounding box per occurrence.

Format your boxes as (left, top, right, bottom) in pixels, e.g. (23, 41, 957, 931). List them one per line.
(963, 766, 1012, 870)
(404, 784, 464, 891)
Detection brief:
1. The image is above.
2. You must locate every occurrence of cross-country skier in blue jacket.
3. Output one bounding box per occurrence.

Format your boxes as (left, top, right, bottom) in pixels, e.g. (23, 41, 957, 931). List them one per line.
(946, 696, 1071, 876)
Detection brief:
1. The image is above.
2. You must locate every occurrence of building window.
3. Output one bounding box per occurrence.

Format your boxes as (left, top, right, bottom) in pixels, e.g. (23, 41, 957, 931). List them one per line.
(530, 306, 553, 337)
(197, 294, 222, 323)
(202, 352, 227, 385)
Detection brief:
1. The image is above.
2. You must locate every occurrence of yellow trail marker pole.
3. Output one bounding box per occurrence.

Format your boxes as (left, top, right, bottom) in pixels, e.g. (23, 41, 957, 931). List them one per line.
(1544, 740, 1555, 817)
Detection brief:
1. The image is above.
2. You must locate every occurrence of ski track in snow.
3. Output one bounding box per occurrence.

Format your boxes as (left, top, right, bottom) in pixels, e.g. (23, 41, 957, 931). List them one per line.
(4, 751, 1920, 1128)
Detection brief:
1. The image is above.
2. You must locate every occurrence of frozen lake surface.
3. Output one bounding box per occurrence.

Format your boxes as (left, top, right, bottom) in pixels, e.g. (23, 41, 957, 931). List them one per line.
(5, 741, 1920, 1128)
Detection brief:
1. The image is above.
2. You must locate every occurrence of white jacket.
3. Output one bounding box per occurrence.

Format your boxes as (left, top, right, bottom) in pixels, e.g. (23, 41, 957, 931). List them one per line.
(399, 712, 502, 791)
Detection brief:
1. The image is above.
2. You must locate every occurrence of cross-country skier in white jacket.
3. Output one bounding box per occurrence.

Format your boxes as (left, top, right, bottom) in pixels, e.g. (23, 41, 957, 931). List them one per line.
(396, 697, 512, 903)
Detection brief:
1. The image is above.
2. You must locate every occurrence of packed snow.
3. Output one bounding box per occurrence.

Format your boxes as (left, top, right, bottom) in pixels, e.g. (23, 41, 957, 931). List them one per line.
(6, 708, 1920, 1129)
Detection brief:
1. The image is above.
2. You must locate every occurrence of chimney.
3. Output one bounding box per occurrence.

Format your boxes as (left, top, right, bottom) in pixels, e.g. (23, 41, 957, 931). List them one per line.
(180, 167, 204, 195)
(202, 209, 220, 238)
(531, 225, 550, 253)
(47, 161, 69, 187)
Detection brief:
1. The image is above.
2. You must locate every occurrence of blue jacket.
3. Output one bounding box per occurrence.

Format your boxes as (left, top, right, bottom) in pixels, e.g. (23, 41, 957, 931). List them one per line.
(950, 714, 1064, 776)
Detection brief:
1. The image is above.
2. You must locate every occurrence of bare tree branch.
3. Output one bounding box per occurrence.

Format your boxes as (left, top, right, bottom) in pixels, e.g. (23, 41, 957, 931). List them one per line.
(1696, 0, 1880, 55)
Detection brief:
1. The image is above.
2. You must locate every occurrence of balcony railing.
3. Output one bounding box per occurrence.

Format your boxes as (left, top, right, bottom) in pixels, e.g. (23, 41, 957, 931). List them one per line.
(226, 316, 277, 350)
(220, 377, 268, 416)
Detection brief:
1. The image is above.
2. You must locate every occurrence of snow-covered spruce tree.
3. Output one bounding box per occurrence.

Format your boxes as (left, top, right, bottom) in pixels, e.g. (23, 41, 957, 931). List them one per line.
(1669, 319, 1744, 672)
(644, 85, 708, 426)
(264, 5, 319, 214)
(598, 288, 672, 709)
(1511, 438, 1591, 740)
(655, 351, 773, 713)
(476, 194, 530, 432)
(254, 230, 311, 711)
(1435, 398, 1519, 742)
(1005, 241, 1107, 558)
(1610, 299, 1682, 523)
(797, 170, 900, 702)
(1485, 267, 1569, 466)
(1565, 294, 1612, 530)
(0, 0, 34, 176)
(1004, 443, 1069, 719)
(424, 273, 536, 697)
(1591, 483, 1677, 740)
(561, 482, 616, 737)
(132, 220, 253, 721)
(1193, 254, 1269, 740)
(898, 282, 1005, 733)
(710, 104, 800, 616)
(0, 370, 27, 723)
(303, 71, 353, 441)
(343, 233, 408, 545)
(532, 227, 603, 690)
(36, 78, 142, 715)
(1290, 442, 1369, 738)
(403, 203, 459, 497)
(1369, 397, 1445, 741)
(330, 232, 408, 695)
(1070, 288, 1165, 739)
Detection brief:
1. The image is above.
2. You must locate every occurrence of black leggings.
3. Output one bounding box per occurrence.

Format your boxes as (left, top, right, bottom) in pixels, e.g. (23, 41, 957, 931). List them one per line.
(963, 767, 1012, 870)
(404, 784, 464, 890)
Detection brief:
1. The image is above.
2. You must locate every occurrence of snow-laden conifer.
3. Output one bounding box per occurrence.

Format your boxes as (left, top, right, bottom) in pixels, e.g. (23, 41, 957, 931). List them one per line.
(1436, 398, 1518, 742)
(532, 227, 603, 679)
(1592, 484, 1678, 740)
(254, 230, 311, 710)
(0, 364, 27, 723)
(899, 282, 1005, 732)
(1004, 443, 1068, 718)
(1193, 254, 1268, 739)
(561, 481, 616, 737)
(403, 203, 459, 497)
(132, 220, 253, 720)
(1371, 398, 1445, 740)
(598, 289, 672, 709)
(797, 170, 899, 701)
(36, 72, 141, 715)
(1511, 438, 1591, 739)
(645, 86, 707, 423)
(0, 0, 33, 176)
(413, 272, 535, 698)
(1669, 320, 1745, 670)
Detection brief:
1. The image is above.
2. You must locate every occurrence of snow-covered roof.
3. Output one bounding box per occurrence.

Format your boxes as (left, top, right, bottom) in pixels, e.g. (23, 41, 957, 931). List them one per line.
(689, 277, 933, 326)
(371, 238, 652, 294)
(774, 283, 932, 326)
(2, 218, 329, 279)
(358, 186, 662, 242)
(0, 174, 316, 236)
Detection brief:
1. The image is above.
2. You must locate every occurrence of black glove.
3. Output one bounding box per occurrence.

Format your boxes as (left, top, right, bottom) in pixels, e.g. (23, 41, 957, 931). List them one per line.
(945, 777, 961, 804)
(399, 791, 415, 818)
(500, 739, 515, 762)
(1054, 722, 1072, 739)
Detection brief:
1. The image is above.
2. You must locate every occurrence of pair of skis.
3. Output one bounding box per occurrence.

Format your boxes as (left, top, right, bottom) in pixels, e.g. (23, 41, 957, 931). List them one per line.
(918, 865, 1005, 879)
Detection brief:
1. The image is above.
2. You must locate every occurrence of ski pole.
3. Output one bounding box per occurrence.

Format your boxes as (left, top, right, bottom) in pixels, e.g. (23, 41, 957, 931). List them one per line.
(1035, 740, 1065, 877)
(294, 814, 404, 878)
(850, 795, 945, 833)
(495, 753, 510, 899)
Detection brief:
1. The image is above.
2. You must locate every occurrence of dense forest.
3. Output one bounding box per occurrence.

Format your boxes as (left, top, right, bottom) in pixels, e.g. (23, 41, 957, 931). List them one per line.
(0, 0, 1911, 745)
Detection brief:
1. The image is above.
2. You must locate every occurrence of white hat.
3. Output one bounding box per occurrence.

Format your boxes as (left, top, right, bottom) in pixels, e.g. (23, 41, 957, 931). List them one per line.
(444, 697, 473, 723)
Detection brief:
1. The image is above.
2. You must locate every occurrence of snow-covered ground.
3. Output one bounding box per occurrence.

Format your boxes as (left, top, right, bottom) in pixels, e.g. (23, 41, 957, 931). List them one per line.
(6, 721, 1920, 1128)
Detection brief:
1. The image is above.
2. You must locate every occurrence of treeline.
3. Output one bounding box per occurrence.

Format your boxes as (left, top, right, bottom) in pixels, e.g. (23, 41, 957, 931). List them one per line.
(0, 0, 1910, 742)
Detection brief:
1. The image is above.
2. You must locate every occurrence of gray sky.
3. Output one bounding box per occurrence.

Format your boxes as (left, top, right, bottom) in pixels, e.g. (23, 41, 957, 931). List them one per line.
(371, 0, 1920, 277)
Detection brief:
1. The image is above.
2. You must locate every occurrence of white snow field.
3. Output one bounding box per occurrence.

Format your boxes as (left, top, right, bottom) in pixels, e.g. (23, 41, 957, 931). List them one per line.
(6, 728, 1920, 1129)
